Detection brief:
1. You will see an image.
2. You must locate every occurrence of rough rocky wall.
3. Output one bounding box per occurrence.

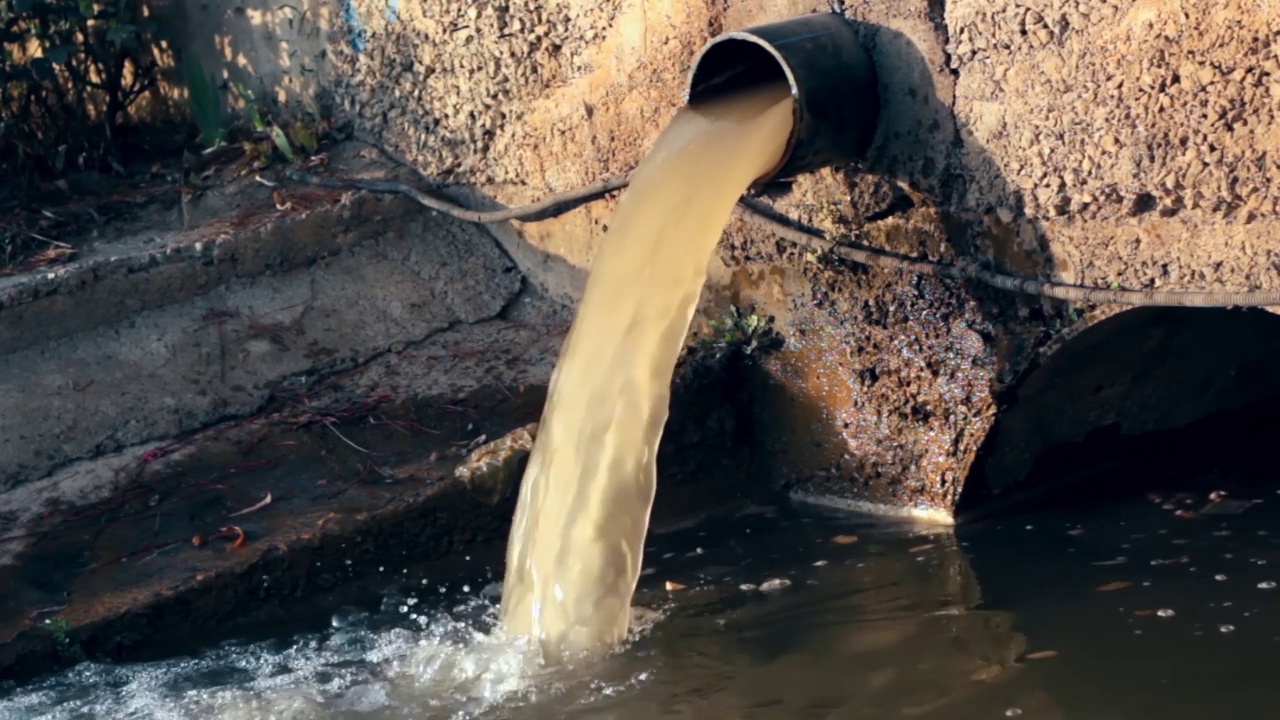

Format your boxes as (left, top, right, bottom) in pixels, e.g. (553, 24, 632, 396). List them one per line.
(948, 0, 1280, 296)
(318, 0, 1280, 515)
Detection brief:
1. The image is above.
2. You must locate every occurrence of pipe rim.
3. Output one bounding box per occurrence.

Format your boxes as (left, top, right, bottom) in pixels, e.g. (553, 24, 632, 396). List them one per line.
(685, 31, 804, 186)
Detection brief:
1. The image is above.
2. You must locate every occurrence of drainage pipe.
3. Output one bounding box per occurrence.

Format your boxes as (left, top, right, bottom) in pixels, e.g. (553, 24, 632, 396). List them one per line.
(685, 12, 881, 187)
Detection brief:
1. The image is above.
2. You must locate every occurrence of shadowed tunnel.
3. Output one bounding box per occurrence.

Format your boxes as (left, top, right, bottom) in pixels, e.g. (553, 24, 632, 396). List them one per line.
(958, 307, 1280, 520)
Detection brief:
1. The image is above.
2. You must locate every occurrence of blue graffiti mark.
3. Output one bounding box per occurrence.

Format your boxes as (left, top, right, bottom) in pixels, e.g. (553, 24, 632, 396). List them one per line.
(342, 0, 367, 54)
(386, 0, 399, 24)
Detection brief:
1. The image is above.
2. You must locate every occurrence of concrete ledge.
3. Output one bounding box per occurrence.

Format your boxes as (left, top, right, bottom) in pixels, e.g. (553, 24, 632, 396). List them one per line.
(0, 190, 523, 492)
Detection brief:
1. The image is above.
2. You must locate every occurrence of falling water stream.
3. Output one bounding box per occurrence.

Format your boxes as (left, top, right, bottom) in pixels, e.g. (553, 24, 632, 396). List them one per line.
(498, 81, 795, 660)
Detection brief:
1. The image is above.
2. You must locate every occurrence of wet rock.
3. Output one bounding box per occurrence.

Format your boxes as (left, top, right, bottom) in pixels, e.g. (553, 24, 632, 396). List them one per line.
(454, 422, 539, 505)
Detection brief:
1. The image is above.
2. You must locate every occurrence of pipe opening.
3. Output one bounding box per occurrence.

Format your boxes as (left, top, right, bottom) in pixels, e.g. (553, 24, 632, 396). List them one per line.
(684, 14, 880, 186)
(687, 38, 795, 105)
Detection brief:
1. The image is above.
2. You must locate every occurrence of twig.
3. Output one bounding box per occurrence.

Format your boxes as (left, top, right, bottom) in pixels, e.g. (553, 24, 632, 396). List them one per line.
(323, 420, 381, 455)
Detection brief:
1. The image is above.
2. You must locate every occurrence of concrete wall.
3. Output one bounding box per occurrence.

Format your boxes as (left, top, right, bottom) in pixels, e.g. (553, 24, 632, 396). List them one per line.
(101, 0, 1280, 512)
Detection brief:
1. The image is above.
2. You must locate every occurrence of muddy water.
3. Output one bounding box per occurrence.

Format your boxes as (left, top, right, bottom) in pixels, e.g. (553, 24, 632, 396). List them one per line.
(5, 480, 1280, 719)
(499, 83, 794, 659)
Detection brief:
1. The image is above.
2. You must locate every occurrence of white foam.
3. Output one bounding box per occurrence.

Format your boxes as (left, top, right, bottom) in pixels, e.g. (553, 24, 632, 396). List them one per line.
(0, 596, 665, 720)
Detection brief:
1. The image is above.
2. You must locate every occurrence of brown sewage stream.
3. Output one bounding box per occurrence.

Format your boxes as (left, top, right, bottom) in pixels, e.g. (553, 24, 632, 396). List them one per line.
(499, 82, 795, 660)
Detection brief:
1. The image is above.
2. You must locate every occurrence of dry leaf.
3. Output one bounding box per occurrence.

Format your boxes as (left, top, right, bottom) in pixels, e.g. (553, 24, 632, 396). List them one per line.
(229, 491, 273, 517)
(211, 525, 247, 551)
(664, 580, 686, 591)
(1024, 650, 1059, 660)
(831, 534, 859, 544)
(1096, 581, 1132, 592)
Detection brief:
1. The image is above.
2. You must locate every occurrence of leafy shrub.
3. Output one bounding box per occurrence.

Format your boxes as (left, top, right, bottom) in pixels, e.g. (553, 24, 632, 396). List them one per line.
(0, 0, 162, 187)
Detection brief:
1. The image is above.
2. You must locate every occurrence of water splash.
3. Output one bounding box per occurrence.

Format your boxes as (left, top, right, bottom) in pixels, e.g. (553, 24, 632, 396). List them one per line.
(0, 593, 664, 720)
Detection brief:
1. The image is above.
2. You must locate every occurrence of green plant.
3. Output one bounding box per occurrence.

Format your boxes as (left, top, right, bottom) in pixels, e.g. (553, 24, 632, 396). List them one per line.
(226, 81, 326, 167)
(183, 55, 223, 148)
(698, 305, 784, 356)
(43, 617, 86, 662)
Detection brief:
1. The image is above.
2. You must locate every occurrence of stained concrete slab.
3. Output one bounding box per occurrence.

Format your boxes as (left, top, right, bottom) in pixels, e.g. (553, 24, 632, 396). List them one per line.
(0, 190, 521, 493)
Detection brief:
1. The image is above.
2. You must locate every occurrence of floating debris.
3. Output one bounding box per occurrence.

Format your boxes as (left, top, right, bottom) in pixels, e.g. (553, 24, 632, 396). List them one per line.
(1258, 581, 1277, 589)
(1201, 499, 1262, 516)
(908, 543, 935, 553)
(664, 580, 686, 592)
(1093, 557, 1128, 566)
(1215, 574, 1228, 581)
(812, 560, 828, 567)
(1096, 581, 1132, 592)
(831, 534, 859, 544)
(1220, 624, 1237, 633)
(1156, 608, 1176, 618)
(758, 578, 791, 592)
(1024, 650, 1059, 660)
(738, 583, 758, 592)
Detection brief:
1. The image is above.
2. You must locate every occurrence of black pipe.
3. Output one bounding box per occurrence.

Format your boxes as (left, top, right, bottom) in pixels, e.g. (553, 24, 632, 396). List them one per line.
(686, 12, 880, 186)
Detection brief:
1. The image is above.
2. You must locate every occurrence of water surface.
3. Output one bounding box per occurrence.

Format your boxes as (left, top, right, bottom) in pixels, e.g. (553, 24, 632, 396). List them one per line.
(3, 480, 1278, 719)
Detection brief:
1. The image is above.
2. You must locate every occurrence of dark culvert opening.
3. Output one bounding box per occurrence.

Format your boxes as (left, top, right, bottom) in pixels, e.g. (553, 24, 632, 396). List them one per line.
(957, 307, 1280, 521)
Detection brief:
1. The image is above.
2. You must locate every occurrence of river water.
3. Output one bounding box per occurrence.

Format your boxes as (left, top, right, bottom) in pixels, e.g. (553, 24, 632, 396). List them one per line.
(2, 478, 1277, 719)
